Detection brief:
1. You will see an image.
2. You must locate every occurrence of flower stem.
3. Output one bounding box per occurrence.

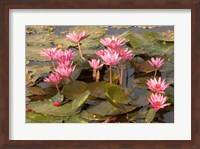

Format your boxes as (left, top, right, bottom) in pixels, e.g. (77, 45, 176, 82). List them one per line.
(55, 84, 61, 94)
(93, 69, 97, 80)
(126, 62, 128, 87)
(116, 64, 121, 85)
(69, 76, 73, 82)
(96, 70, 100, 82)
(154, 70, 157, 78)
(51, 59, 56, 69)
(110, 65, 112, 84)
(120, 68, 123, 85)
(77, 42, 84, 59)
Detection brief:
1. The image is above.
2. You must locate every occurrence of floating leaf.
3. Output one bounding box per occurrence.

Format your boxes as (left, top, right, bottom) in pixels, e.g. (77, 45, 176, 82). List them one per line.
(117, 30, 148, 47)
(64, 114, 87, 123)
(26, 86, 57, 96)
(129, 95, 149, 106)
(80, 110, 109, 121)
(27, 100, 79, 116)
(87, 100, 137, 116)
(127, 106, 148, 122)
(27, 64, 52, 82)
(146, 108, 156, 123)
(49, 93, 64, 102)
(61, 81, 87, 100)
(72, 90, 90, 109)
(26, 112, 69, 123)
(87, 82, 113, 98)
(163, 111, 174, 123)
(26, 46, 50, 61)
(132, 77, 149, 89)
(134, 61, 156, 73)
(106, 86, 129, 105)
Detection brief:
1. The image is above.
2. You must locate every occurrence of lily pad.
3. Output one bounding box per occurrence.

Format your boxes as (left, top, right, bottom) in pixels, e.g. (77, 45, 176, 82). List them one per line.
(117, 30, 148, 47)
(129, 95, 149, 107)
(87, 100, 138, 116)
(27, 100, 79, 117)
(26, 112, 69, 123)
(72, 90, 90, 109)
(86, 82, 113, 98)
(105, 86, 129, 105)
(61, 81, 88, 100)
(26, 86, 57, 96)
(80, 110, 109, 121)
(49, 93, 64, 102)
(64, 114, 87, 123)
(132, 77, 149, 89)
(146, 108, 156, 123)
(160, 61, 174, 84)
(127, 106, 148, 122)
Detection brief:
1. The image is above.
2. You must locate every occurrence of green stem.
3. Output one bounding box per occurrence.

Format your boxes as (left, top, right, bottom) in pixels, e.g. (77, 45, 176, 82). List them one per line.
(51, 59, 56, 69)
(110, 65, 112, 84)
(77, 42, 84, 59)
(154, 70, 157, 78)
(55, 84, 61, 94)
(116, 64, 121, 84)
(120, 68, 123, 85)
(126, 62, 128, 87)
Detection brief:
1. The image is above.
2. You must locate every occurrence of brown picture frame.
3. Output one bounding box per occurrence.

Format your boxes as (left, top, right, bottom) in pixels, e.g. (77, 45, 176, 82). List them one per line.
(0, 0, 200, 149)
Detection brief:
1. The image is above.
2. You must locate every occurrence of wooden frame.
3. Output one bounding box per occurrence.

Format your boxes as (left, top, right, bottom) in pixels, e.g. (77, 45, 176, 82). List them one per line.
(0, 0, 199, 148)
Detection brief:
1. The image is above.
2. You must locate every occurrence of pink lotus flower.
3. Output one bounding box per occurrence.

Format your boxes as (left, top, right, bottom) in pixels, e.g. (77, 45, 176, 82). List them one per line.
(148, 57, 164, 69)
(147, 93, 170, 111)
(41, 48, 57, 59)
(57, 60, 73, 68)
(147, 77, 169, 93)
(119, 48, 134, 61)
(55, 65, 76, 78)
(66, 31, 89, 43)
(44, 73, 62, 85)
(53, 101, 60, 107)
(99, 50, 122, 65)
(88, 59, 103, 69)
(100, 36, 125, 50)
(54, 49, 76, 63)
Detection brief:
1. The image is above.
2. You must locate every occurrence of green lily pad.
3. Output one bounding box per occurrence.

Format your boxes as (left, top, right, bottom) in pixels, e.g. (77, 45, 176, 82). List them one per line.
(146, 108, 156, 123)
(61, 81, 88, 100)
(86, 82, 113, 98)
(26, 112, 69, 123)
(49, 93, 64, 102)
(160, 61, 174, 84)
(26, 26, 56, 34)
(87, 100, 138, 116)
(117, 30, 148, 47)
(27, 100, 79, 117)
(64, 114, 87, 123)
(105, 86, 129, 105)
(26, 86, 57, 96)
(26, 34, 52, 47)
(72, 90, 90, 109)
(132, 77, 149, 89)
(27, 64, 52, 83)
(129, 95, 149, 106)
(80, 110, 110, 121)
(127, 106, 148, 122)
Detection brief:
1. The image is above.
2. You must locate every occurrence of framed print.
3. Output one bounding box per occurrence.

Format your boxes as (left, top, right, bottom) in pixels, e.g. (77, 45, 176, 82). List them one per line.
(0, 0, 200, 149)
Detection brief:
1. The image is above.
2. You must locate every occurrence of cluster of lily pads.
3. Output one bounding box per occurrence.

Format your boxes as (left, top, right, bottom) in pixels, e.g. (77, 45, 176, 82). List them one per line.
(26, 26, 174, 123)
